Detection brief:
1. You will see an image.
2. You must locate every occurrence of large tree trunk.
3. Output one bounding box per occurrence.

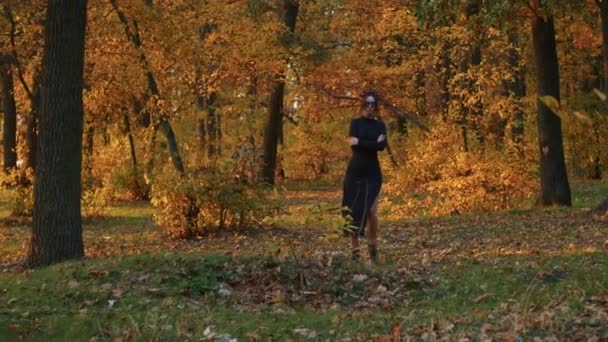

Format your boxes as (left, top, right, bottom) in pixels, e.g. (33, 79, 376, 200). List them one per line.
(28, 0, 88, 267)
(531, 8, 572, 206)
(0, 64, 17, 172)
(261, 0, 298, 185)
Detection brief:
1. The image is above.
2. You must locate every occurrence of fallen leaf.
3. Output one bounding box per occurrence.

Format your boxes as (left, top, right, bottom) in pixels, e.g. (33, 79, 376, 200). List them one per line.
(474, 293, 494, 304)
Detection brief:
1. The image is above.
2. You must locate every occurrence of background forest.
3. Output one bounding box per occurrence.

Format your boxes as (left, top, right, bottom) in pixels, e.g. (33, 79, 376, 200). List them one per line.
(1, 0, 608, 340)
(1, 0, 607, 226)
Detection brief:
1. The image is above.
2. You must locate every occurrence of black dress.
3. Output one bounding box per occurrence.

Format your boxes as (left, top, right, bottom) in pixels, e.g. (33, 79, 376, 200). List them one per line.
(342, 116, 387, 236)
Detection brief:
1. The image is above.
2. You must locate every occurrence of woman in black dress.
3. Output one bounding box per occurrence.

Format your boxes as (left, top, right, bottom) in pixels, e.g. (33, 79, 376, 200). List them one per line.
(342, 89, 387, 262)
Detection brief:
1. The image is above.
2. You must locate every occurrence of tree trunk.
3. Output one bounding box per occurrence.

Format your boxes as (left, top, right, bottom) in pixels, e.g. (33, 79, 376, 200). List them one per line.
(123, 114, 138, 172)
(531, 9, 572, 206)
(0, 64, 17, 172)
(436, 41, 452, 121)
(465, 0, 484, 146)
(261, 0, 299, 185)
(83, 121, 94, 177)
(600, 0, 608, 94)
(262, 82, 285, 184)
(206, 93, 218, 157)
(507, 31, 526, 152)
(26, 71, 41, 171)
(28, 0, 88, 267)
(110, 0, 185, 175)
(196, 95, 206, 152)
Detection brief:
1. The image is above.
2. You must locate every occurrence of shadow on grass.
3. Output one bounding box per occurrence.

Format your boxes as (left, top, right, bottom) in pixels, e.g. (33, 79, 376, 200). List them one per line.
(84, 215, 154, 230)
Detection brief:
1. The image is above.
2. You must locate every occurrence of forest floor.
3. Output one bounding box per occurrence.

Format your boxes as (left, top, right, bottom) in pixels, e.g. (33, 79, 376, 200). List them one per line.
(0, 181, 608, 340)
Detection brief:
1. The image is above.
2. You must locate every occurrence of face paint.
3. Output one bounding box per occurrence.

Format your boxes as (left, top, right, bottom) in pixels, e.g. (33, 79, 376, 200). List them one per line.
(365, 95, 376, 110)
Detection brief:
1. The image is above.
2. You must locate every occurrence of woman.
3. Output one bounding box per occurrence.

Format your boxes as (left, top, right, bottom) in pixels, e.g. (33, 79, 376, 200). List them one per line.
(341, 89, 387, 263)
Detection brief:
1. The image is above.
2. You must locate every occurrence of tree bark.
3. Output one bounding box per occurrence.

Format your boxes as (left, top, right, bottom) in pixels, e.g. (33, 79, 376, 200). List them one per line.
(262, 81, 285, 184)
(261, 0, 299, 185)
(531, 9, 572, 206)
(0, 64, 17, 172)
(28, 0, 88, 267)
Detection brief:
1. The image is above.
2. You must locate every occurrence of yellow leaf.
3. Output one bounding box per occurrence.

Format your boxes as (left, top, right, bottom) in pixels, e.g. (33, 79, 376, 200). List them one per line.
(594, 88, 607, 102)
(538, 95, 563, 119)
(573, 111, 594, 126)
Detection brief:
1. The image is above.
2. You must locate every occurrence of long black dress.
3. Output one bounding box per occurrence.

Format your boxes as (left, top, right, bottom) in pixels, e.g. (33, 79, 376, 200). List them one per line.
(342, 116, 387, 236)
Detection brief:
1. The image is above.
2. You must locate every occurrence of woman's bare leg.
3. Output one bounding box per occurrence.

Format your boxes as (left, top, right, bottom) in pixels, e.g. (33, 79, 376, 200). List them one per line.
(351, 235, 360, 260)
(367, 196, 380, 262)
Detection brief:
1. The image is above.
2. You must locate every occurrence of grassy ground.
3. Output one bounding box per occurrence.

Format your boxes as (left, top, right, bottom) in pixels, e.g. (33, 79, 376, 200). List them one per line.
(1, 182, 607, 340)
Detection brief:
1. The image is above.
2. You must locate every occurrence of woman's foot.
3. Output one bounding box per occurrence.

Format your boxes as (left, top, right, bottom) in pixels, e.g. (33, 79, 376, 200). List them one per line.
(368, 244, 378, 263)
(351, 248, 361, 261)
(351, 236, 360, 261)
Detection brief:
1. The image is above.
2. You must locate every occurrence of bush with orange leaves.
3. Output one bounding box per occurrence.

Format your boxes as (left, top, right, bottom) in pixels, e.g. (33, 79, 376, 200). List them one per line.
(382, 124, 536, 218)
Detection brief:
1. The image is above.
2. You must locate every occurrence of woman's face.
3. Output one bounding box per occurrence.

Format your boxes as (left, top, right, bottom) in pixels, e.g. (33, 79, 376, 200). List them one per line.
(361, 95, 377, 117)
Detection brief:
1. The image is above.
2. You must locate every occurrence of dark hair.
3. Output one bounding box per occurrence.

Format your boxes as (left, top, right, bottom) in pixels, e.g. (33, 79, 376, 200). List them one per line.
(359, 88, 381, 112)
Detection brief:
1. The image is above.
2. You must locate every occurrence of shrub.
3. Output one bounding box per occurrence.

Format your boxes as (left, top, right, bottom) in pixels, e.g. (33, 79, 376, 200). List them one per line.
(382, 124, 536, 218)
(151, 161, 284, 239)
(0, 168, 34, 217)
(81, 185, 112, 219)
(89, 138, 148, 201)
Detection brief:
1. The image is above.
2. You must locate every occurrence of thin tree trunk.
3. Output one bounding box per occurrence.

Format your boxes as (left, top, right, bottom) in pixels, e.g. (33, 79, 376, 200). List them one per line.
(469, 43, 484, 145)
(261, 0, 299, 185)
(262, 82, 286, 184)
(0, 64, 17, 172)
(110, 0, 185, 175)
(26, 71, 41, 171)
(206, 93, 218, 157)
(600, 0, 608, 94)
(436, 41, 452, 121)
(83, 120, 94, 177)
(3, 4, 40, 171)
(507, 31, 526, 152)
(531, 6, 572, 206)
(594, 0, 608, 179)
(196, 96, 207, 152)
(124, 114, 138, 171)
(123, 113, 146, 197)
(465, 0, 483, 145)
(29, 0, 88, 267)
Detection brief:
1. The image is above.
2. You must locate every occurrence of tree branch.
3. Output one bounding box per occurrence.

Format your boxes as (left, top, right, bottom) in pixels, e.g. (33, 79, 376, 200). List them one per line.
(315, 86, 430, 132)
(2, 3, 34, 101)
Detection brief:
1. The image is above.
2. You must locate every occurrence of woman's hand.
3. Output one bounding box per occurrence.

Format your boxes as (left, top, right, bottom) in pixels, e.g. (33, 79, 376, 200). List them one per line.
(377, 134, 386, 142)
(349, 137, 359, 146)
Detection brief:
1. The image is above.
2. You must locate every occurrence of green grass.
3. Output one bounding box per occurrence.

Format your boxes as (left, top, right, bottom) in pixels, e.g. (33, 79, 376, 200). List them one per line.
(1, 180, 608, 339)
(571, 180, 608, 208)
(2, 252, 608, 340)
